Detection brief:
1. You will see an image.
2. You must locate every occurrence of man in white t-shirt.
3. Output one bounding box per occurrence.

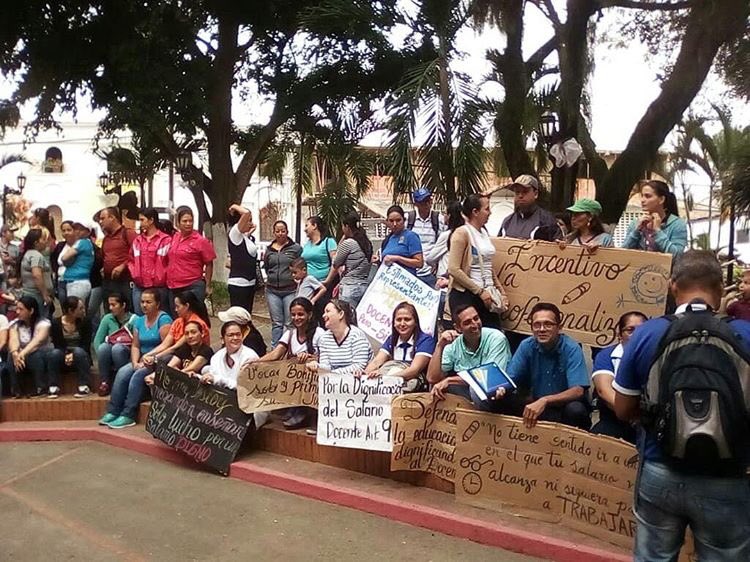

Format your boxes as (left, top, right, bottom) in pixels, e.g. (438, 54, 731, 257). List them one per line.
(407, 188, 446, 288)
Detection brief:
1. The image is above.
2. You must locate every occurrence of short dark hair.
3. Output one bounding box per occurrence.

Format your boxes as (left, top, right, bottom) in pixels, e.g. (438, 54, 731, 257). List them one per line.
(221, 320, 242, 338)
(141, 288, 160, 304)
(451, 303, 477, 323)
(176, 206, 193, 222)
(140, 207, 159, 224)
(617, 311, 648, 333)
(386, 205, 405, 218)
(106, 292, 129, 311)
(102, 206, 121, 222)
(529, 302, 562, 324)
(290, 257, 307, 270)
(671, 250, 723, 294)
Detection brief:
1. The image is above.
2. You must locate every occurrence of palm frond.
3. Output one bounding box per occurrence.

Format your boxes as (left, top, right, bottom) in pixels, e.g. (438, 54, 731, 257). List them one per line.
(0, 153, 29, 169)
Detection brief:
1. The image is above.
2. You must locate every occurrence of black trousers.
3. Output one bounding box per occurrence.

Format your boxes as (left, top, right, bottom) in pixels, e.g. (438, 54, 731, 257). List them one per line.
(448, 289, 501, 330)
(480, 393, 592, 431)
(228, 284, 256, 314)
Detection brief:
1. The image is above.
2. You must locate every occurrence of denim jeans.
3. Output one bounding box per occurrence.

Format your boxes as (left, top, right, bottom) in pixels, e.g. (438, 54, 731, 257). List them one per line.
(48, 347, 91, 387)
(132, 285, 169, 315)
(96, 342, 131, 385)
(108, 363, 154, 419)
(87, 285, 103, 326)
(8, 348, 48, 394)
(266, 287, 295, 347)
(635, 461, 750, 561)
(169, 280, 206, 316)
(338, 283, 366, 310)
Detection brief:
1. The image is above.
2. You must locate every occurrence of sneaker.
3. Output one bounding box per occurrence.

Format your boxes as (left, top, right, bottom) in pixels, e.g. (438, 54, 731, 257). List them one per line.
(74, 385, 91, 398)
(108, 416, 136, 429)
(98, 413, 118, 426)
(97, 381, 110, 397)
(48, 386, 61, 399)
(32, 387, 48, 398)
(283, 411, 309, 430)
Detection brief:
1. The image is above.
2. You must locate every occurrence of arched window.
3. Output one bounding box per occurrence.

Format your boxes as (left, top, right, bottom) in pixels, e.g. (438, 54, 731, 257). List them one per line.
(44, 147, 63, 173)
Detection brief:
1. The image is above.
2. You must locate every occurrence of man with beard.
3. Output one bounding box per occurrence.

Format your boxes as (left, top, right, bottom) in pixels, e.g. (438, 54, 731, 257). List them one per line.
(496, 175, 561, 241)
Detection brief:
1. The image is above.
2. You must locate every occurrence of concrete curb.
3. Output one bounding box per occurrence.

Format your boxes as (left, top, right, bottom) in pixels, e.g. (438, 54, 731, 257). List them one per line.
(0, 425, 630, 562)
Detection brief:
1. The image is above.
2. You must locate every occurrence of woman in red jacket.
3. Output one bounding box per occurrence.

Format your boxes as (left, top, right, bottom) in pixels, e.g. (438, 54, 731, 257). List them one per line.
(128, 208, 172, 315)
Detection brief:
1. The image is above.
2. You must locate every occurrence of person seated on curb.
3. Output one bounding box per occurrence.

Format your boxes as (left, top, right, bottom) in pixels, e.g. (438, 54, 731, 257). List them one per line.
(306, 300, 372, 375)
(145, 320, 213, 381)
(259, 297, 323, 430)
(49, 296, 93, 398)
(363, 301, 436, 392)
(142, 291, 210, 368)
(491, 302, 591, 430)
(7, 297, 47, 398)
(427, 304, 510, 400)
(93, 292, 135, 396)
(589, 311, 647, 442)
(217, 306, 267, 357)
(201, 321, 259, 388)
(99, 288, 172, 429)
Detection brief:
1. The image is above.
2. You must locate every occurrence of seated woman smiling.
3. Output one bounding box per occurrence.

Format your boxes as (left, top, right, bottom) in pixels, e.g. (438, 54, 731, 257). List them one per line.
(145, 320, 213, 384)
(363, 302, 435, 392)
(307, 300, 372, 375)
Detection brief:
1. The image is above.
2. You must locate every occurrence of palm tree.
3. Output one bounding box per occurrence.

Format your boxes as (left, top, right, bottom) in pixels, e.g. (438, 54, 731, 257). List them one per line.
(383, 0, 487, 203)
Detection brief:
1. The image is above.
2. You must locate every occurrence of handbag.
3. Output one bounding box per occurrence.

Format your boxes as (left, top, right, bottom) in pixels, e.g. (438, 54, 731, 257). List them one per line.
(106, 325, 133, 346)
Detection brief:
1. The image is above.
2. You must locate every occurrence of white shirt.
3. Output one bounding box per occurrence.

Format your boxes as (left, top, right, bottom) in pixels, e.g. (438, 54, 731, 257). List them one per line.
(409, 210, 446, 278)
(280, 327, 324, 357)
(465, 224, 495, 288)
(202, 345, 259, 389)
(228, 224, 258, 287)
(425, 230, 451, 277)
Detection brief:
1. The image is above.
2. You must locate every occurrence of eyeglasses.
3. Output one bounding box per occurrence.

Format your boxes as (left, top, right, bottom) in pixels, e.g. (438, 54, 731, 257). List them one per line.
(531, 321, 558, 331)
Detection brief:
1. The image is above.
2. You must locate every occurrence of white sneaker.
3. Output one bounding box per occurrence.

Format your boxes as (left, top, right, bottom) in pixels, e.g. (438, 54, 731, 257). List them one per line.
(48, 386, 60, 399)
(74, 385, 91, 398)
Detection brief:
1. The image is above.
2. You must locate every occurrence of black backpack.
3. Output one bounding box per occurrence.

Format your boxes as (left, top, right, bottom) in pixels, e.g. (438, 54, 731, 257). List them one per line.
(643, 302, 750, 474)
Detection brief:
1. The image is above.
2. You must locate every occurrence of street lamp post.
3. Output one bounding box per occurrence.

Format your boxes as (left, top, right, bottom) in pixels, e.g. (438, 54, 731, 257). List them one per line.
(2, 172, 26, 226)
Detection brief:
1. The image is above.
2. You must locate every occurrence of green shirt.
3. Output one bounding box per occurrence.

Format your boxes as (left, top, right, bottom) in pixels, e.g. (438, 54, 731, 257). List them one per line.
(441, 328, 511, 373)
(93, 312, 135, 348)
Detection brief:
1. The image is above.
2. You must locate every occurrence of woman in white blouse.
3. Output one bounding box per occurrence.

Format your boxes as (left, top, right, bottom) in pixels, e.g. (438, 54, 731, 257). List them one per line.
(201, 321, 258, 389)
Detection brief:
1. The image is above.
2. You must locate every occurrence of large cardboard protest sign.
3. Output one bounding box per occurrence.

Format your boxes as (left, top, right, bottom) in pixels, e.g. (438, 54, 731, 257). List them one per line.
(146, 364, 253, 476)
(455, 410, 638, 549)
(357, 264, 441, 342)
(492, 240, 672, 347)
(236, 360, 318, 413)
(390, 393, 473, 482)
(317, 373, 403, 452)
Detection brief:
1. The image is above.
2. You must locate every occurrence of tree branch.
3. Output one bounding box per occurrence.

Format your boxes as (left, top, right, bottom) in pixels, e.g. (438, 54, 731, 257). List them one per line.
(597, 0, 692, 11)
(526, 37, 558, 76)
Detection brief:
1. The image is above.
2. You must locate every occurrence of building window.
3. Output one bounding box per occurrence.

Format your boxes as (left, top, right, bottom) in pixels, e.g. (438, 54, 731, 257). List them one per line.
(737, 229, 749, 244)
(43, 147, 64, 173)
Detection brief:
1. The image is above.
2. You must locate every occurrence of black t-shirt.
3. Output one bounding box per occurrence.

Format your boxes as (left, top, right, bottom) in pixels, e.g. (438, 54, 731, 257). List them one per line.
(174, 343, 213, 370)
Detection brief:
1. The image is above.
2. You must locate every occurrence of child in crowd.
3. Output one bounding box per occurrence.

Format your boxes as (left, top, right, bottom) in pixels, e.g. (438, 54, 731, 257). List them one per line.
(290, 258, 326, 305)
(1, 273, 22, 320)
(727, 269, 750, 320)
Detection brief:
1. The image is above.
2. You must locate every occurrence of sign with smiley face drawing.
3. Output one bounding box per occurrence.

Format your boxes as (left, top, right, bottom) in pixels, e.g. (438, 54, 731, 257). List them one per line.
(492, 240, 672, 347)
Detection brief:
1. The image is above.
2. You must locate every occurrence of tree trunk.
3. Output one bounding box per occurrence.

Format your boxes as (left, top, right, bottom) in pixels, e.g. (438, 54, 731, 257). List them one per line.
(209, 222, 229, 284)
(437, 46, 457, 202)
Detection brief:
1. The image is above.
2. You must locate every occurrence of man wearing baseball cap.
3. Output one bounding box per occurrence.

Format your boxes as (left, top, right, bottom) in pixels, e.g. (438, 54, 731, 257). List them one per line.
(406, 187, 446, 288)
(496, 175, 560, 241)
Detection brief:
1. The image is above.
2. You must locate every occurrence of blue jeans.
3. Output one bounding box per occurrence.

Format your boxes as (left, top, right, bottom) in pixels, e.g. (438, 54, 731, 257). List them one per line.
(635, 461, 750, 561)
(8, 348, 48, 394)
(87, 285, 103, 328)
(266, 287, 295, 347)
(169, 280, 206, 316)
(417, 273, 437, 289)
(48, 347, 91, 387)
(96, 342, 131, 385)
(132, 285, 169, 315)
(338, 283, 366, 310)
(108, 363, 153, 419)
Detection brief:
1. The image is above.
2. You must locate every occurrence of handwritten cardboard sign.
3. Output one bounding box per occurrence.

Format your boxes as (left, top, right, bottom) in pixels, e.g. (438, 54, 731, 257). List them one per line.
(492, 240, 672, 346)
(146, 364, 253, 476)
(317, 373, 403, 452)
(390, 393, 474, 482)
(356, 264, 441, 342)
(236, 360, 318, 414)
(455, 410, 638, 548)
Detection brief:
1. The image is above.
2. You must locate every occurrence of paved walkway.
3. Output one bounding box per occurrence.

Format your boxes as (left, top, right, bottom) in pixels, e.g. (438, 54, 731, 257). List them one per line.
(1, 442, 543, 561)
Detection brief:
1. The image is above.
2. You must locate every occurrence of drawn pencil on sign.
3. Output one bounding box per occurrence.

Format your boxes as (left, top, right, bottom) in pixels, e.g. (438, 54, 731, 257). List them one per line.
(561, 282, 591, 304)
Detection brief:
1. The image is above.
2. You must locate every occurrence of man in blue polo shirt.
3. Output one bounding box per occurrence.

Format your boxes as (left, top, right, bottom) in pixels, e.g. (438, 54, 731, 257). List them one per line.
(614, 250, 750, 560)
(490, 302, 590, 430)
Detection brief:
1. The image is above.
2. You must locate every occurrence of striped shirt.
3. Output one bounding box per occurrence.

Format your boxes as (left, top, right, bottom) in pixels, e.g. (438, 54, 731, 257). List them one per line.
(318, 325, 373, 375)
(333, 238, 371, 286)
(407, 211, 446, 278)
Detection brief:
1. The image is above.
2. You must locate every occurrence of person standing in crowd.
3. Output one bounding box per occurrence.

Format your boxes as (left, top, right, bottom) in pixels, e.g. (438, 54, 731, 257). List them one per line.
(614, 251, 750, 560)
(48, 296, 93, 398)
(622, 180, 687, 257)
(427, 304, 510, 400)
(447, 194, 507, 330)
(98, 207, 137, 307)
(29, 208, 57, 250)
(364, 301, 436, 392)
(307, 300, 372, 375)
(301, 216, 337, 283)
(8, 296, 52, 397)
(560, 198, 613, 250)
(217, 306, 267, 357)
(0, 224, 19, 278)
(87, 223, 104, 324)
(726, 269, 750, 320)
(100, 288, 172, 429)
(589, 311, 646, 442)
(326, 211, 373, 309)
(226, 204, 259, 313)
(51, 220, 75, 301)
(374, 205, 423, 276)
(93, 293, 135, 396)
(57, 220, 95, 303)
(129, 208, 171, 315)
(406, 187, 446, 288)
(426, 201, 464, 330)
(290, 258, 326, 305)
(166, 207, 216, 310)
(20, 228, 53, 318)
(491, 303, 591, 430)
(264, 220, 302, 347)
(492, 175, 561, 241)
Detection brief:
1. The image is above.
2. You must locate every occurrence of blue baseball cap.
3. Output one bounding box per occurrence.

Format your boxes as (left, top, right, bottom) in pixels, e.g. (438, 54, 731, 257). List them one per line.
(412, 187, 432, 203)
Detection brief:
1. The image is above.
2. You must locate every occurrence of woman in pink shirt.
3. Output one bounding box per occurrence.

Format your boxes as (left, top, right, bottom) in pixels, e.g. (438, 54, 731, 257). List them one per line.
(129, 208, 172, 314)
(166, 207, 216, 315)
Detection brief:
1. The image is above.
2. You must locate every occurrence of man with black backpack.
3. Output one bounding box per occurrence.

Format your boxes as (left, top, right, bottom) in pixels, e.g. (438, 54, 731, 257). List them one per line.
(614, 250, 750, 560)
(406, 187, 445, 288)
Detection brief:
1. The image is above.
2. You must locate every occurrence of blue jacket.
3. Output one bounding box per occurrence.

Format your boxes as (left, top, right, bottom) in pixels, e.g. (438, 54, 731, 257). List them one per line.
(622, 214, 687, 257)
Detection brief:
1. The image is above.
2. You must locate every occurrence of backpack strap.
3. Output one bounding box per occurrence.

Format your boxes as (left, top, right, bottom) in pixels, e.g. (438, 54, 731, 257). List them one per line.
(406, 211, 416, 231)
(430, 210, 440, 238)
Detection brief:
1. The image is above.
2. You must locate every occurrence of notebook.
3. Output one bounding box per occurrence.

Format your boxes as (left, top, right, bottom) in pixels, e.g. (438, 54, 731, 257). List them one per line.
(457, 362, 517, 401)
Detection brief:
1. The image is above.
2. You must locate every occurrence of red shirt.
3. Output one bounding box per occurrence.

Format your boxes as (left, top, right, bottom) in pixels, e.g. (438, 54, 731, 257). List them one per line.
(727, 298, 750, 321)
(102, 226, 137, 280)
(169, 313, 210, 345)
(166, 231, 216, 289)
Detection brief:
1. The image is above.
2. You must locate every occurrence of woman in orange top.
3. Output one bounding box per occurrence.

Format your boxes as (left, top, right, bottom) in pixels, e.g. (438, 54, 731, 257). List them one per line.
(141, 291, 211, 368)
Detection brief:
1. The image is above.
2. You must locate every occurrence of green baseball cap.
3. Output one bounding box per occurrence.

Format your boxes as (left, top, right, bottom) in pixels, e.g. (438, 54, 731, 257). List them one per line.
(566, 198, 602, 215)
